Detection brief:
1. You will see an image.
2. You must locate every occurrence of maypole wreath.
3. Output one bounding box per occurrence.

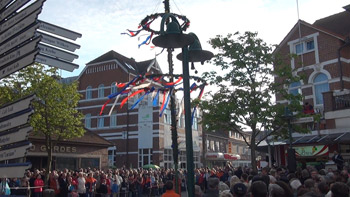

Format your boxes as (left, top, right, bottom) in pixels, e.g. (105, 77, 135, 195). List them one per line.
(99, 74, 206, 124)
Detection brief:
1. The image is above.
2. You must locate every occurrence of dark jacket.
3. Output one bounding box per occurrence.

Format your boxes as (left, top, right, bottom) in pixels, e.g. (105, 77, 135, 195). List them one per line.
(203, 189, 219, 197)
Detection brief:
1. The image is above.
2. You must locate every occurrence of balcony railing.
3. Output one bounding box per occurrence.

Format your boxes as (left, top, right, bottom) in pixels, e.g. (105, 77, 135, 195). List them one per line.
(335, 94, 350, 110)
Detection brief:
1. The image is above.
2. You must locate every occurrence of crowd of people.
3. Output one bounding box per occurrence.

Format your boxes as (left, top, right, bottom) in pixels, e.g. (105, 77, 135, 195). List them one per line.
(0, 163, 350, 197)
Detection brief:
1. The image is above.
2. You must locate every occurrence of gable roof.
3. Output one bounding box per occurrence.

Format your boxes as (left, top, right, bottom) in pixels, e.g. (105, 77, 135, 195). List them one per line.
(29, 129, 112, 147)
(273, 20, 346, 54)
(76, 50, 162, 80)
(313, 10, 350, 38)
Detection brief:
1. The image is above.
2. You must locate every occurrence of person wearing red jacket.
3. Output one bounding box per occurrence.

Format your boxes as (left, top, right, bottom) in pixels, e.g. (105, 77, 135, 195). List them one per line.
(34, 174, 44, 197)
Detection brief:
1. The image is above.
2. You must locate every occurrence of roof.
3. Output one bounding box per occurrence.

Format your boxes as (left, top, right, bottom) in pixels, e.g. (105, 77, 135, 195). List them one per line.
(29, 129, 112, 147)
(273, 19, 346, 54)
(86, 50, 157, 75)
(313, 10, 350, 38)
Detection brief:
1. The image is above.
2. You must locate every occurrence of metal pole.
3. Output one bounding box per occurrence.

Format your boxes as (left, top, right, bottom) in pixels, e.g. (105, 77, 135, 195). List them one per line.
(182, 46, 195, 197)
(126, 71, 130, 168)
(163, 0, 180, 193)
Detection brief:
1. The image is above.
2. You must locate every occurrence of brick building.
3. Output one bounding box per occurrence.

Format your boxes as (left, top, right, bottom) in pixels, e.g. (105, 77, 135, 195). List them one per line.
(203, 130, 251, 168)
(273, 5, 350, 167)
(76, 50, 203, 168)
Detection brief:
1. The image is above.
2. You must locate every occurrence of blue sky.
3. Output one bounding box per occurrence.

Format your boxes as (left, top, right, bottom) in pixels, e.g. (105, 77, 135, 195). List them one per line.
(38, 0, 349, 77)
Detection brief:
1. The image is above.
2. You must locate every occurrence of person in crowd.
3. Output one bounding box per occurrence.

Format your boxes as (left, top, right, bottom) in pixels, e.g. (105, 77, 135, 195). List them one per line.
(332, 151, 344, 171)
(162, 181, 180, 197)
(33, 174, 44, 197)
(195, 184, 203, 197)
(231, 182, 247, 197)
(58, 173, 69, 197)
(204, 177, 220, 197)
(251, 181, 267, 197)
(77, 172, 86, 197)
(85, 172, 96, 197)
(330, 182, 349, 197)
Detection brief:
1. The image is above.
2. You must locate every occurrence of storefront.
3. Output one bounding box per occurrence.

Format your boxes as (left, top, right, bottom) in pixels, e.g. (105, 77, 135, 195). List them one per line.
(27, 130, 111, 170)
(292, 145, 329, 168)
(205, 152, 240, 167)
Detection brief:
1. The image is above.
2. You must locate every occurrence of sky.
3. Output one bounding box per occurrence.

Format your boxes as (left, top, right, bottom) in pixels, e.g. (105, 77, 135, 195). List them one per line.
(37, 0, 350, 78)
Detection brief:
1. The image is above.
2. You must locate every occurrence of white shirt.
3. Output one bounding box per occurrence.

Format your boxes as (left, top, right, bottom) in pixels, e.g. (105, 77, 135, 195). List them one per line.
(77, 177, 86, 194)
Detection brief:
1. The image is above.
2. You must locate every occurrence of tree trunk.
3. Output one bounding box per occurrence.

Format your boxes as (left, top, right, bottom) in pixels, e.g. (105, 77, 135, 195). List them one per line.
(45, 136, 52, 185)
(250, 137, 257, 172)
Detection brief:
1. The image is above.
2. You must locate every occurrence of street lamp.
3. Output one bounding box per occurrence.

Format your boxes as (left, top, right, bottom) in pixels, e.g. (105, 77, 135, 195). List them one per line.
(152, 15, 213, 197)
(283, 107, 297, 173)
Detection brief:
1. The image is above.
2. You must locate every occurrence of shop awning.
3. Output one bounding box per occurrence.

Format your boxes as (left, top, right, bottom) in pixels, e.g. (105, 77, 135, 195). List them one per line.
(257, 132, 350, 148)
(205, 152, 240, 160)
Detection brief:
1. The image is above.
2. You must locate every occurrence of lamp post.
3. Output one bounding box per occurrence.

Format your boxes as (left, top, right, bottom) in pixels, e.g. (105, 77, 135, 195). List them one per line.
(283, 107, 297, 173)
(152, 13, 213, 196)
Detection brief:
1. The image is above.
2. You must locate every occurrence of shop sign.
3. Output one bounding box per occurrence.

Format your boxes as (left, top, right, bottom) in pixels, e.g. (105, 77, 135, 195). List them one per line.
(294, 145, 328, 157)
(30, 144, 77, 153)
(224, 153, 238, 160)
(205, 152, 224, 160)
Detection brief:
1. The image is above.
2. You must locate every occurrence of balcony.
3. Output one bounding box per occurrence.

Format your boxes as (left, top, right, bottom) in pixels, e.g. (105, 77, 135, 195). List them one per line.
(323, 91, 350, 129)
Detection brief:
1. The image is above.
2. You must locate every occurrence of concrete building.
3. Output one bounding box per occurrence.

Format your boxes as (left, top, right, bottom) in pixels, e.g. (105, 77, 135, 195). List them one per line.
(272, 5, 350, 168)
(76, 50, 203, 168)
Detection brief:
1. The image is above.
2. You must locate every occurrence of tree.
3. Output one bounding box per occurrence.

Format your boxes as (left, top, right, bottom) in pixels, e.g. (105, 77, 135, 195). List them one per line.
(200, 32, 305, 171)
(0, 64, 85, 181)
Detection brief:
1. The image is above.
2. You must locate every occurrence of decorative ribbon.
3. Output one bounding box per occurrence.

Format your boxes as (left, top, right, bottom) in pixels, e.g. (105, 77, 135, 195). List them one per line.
(138, 33, 154, 48)
(120, 89, 145, 109)
(153, 89, 160, 106)
(99, 99, 112, 115)
(130, 87, 155, 110)
(108, 94, 121, 116)
(160, 88, 173, 117)
(108, 76, 139, 99)
(165, 77, 183, 86)
(160, 91, 166, 111)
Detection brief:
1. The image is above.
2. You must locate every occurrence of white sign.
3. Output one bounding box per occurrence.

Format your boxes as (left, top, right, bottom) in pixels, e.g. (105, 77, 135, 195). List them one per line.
(0, 49, 38, 79)
(38, 43, 78, 62)
(0, 23, 39, 55)
(38, 20, 82, 41)
(0, 36, 41, 67)
(0, 10, 39, 44)
(0, 0, 30, 22)
(0, 142, 31, 161)
(0, 126, 32, 147)
(0, 0, 13, 11)
(0, 162, 32, 178)
(0, 95, 35, 119)
(36, 54, 79, 72)
(0, 109, 33, 133)
(291, 117, 314, 124)
(0, 0, 44, 33)
(37, 31, 80, 52)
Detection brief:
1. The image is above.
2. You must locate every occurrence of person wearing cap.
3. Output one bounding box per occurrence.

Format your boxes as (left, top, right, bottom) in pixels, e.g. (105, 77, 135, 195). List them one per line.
(230, 183, 247, 197)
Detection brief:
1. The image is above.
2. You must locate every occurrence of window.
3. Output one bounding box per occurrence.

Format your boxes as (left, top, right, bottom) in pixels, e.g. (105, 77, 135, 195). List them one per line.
(86, 86, 92, 99)
(164, 109, 171, 124)
(85, 114, 91, 128)
(111, 82, 117, 94)
(295, 40, 315, 54)
(313, 73, 329, 105)
(110, 112, 117, 127)
(192, 116, 198, 130)
(98, 117, 104, 128)
(98, 84, 104, 98)
(138, 148, 153, 167)
(289, 81, 301, 96)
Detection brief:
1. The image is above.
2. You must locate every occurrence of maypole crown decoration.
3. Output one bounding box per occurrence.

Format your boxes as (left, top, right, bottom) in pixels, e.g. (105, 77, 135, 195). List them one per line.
(99, 74, 206, 123)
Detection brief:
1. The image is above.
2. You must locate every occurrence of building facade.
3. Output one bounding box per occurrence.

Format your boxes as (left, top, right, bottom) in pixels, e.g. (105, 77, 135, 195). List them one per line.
(273, 5, 350, 168)
(76, 50, 203, 168)
(203, 130, 251, 167)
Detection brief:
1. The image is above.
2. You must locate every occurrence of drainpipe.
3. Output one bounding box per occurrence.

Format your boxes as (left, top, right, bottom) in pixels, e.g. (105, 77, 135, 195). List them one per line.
(337, 36, 350, 91)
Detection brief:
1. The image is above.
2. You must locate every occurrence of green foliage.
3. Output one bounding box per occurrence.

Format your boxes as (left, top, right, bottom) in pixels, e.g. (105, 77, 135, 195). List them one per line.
(201, 32, 311, 170)
(0, 63, 85, 139)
